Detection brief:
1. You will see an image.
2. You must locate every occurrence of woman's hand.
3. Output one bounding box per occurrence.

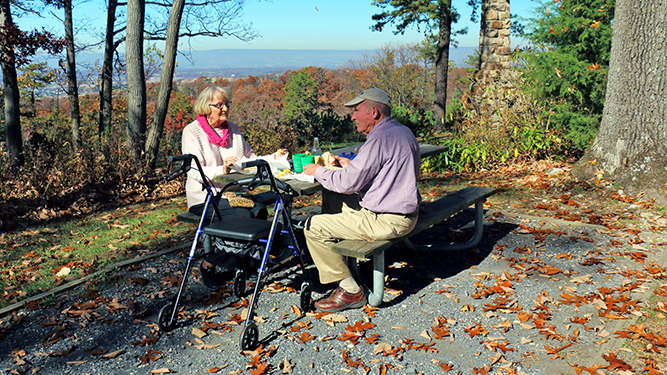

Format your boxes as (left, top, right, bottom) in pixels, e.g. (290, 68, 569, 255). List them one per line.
(274, 149, 289, 159)
(223, 156, 238, 173)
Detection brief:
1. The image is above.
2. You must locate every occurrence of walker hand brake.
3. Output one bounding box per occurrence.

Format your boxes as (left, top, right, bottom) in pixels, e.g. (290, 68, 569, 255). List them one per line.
(165, 154, 207, 186)
(165, 155, 193, 181)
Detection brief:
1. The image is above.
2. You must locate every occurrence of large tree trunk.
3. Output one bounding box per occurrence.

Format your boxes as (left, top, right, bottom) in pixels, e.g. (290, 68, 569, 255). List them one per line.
(63, 0, 81, 150)
(0, 0, 23, 171)
(433, 0, 452, 131)
(145, 0, 185, 171)
(125, 0, 146, 165)
(98, 0, 117, 139)
(572, 0, 667, 203)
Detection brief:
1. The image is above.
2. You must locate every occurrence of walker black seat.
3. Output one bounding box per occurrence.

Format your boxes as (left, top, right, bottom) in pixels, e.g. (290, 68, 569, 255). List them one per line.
(203, 217, 281, 242)
(177, 192, 277, 225)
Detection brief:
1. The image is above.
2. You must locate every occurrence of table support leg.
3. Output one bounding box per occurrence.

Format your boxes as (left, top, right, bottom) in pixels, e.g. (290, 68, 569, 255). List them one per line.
(347, 253, 385, 307)
(403, 201, 485, 251)
(368, 253, 384, 307)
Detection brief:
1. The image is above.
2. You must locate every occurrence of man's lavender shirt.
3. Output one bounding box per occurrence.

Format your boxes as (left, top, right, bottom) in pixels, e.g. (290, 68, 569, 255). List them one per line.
(314, 117, 421, 215)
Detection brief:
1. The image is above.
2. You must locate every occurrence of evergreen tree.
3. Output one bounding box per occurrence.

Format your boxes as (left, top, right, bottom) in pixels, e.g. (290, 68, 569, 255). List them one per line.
(520, 0, 615, 150)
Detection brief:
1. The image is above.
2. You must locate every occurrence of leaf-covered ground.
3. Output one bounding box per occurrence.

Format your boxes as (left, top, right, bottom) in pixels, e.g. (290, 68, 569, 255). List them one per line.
(1, 160, 667, 375)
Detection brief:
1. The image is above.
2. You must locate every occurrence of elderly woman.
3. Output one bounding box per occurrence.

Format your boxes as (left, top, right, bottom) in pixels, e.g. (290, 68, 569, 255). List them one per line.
(182, 85, 287, 290)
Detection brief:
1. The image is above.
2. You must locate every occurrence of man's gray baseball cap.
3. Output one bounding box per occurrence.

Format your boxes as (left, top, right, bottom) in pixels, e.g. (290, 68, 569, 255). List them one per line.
(344, 88, 392, 108)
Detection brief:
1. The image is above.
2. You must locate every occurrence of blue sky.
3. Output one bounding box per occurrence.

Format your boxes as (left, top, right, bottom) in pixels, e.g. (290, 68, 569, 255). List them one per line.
(16, 0, 539, 51)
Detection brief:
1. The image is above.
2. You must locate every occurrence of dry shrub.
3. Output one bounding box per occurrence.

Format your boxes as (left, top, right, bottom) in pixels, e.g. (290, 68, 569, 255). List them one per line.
(425, 74, 570, 173)
(0, 124, 182, 232)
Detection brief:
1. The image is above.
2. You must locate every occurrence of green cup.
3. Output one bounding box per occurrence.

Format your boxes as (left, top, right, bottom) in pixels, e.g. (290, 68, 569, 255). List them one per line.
(301, 154, 315, 166)
(292, 153, 305, 173)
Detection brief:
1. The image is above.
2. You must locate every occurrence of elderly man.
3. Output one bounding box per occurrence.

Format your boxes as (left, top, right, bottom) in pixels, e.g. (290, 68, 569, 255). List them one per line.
(302, 88, 421, 312)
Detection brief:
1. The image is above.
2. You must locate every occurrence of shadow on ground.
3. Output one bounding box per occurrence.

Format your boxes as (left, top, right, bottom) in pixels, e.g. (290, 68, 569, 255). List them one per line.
(350, 208, 518, 307)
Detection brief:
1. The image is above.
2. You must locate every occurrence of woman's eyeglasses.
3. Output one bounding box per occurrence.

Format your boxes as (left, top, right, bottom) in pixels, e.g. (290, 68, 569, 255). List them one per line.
(209, 102, 231, 110)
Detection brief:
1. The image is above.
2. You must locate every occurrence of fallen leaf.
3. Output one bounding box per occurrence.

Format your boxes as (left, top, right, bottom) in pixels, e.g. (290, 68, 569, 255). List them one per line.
(192, 327, 207, 338)
(570, 274, 592, 284)
(100, 349, 126, 360)
(249, 362, 269, 375)
(420, 330, 431, 341)
(493, 320, 513, 331)
(207, 364, 228, 373)
(279, 358, 293, 374)
(374, 343, 393, 355)
(150, 368, 174, 374)
(323, 313, 348, 324)
(290, 305, 302, 315)
(56, 267, 71, 277)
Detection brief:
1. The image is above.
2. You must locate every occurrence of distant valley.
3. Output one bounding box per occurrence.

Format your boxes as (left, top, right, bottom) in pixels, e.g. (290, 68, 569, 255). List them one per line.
(32, 47, 476, 96)
(167, 47, 477, 80)
(71, 47, 476, 80)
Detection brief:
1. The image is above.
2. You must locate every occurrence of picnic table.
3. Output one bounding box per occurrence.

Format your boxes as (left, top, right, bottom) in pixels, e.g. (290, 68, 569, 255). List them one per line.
(216, 143, 449, 196)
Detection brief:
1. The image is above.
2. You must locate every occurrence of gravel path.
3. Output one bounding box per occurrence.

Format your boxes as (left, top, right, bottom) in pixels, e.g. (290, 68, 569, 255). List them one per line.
(1, 208, 665, 375)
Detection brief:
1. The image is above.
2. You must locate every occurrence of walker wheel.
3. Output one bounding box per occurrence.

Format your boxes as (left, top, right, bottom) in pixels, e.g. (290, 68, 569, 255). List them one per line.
(233, 270, 246, 298)
(300, 282, 313, 313)
(240, 322, 259, 350)
(158, 303, 177, 332)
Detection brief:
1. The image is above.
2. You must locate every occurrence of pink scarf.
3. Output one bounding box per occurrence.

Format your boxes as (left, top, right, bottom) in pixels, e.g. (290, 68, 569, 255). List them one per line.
(197, 114, 229, 147)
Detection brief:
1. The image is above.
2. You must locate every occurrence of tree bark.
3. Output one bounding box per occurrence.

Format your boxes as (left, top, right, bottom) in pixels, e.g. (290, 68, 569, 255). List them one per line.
(125, 0, 146, 165)
(145, 0, 185, 171)
(433, 0, 452, 131)
(572, 0, 667, 203)
(0, 0, 23, 171)
(63, 0, 81, 150)
(98, 0, 118, 139)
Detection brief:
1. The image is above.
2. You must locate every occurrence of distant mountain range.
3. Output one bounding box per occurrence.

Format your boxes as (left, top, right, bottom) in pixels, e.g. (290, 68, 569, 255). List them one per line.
(69, 47, 477, 80)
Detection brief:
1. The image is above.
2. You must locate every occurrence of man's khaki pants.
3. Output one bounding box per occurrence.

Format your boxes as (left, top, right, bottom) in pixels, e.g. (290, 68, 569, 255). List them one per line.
(304, 191, 418, 284)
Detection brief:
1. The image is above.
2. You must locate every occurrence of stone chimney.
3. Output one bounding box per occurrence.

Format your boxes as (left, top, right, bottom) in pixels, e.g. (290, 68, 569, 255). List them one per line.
(469, 0, 519, 120)
(473, 0, 512, 90)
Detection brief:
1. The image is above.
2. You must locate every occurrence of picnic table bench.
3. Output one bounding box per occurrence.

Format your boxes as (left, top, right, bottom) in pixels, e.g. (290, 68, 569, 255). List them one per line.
(330, 186, 497, 306)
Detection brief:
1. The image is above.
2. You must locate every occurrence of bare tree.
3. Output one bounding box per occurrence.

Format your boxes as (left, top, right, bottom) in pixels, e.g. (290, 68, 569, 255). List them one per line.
(572, 0, 667, 203)
(98, 0, 121, 139)
(62, 0, 81, 150)
(0, 0, 64, 171)
(125, 0, 146, 164)
(0, 0, 23, 170)
(144, 0, 184, 171)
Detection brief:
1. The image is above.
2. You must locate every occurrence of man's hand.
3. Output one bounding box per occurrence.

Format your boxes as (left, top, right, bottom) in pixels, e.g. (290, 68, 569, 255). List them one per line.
(303, 163, 320, 176)
(332, 155, 351, 169)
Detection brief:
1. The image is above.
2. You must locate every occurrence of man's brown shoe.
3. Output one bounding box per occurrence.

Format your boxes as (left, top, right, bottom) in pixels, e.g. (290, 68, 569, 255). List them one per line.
(315, 287, 366, 312)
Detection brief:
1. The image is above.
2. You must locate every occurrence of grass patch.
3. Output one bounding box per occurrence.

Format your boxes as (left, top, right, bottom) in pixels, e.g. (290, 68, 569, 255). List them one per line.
(0, 196, 194, 309)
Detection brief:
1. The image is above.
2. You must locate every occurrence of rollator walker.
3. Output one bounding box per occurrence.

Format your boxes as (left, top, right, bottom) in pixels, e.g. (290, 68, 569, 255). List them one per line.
(157, 154, 313, 350)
